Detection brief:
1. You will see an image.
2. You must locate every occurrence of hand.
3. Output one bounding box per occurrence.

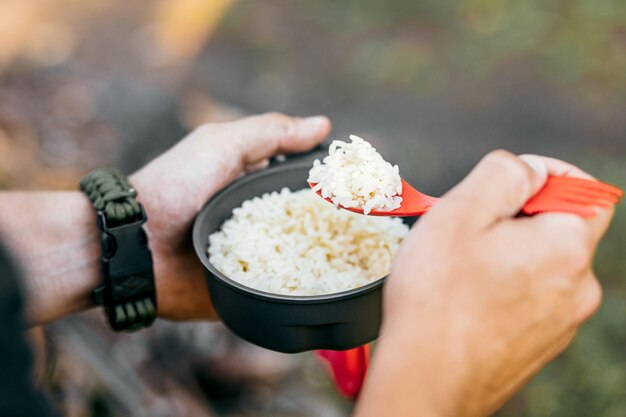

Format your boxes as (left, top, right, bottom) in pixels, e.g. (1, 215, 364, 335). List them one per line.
(130, 113, 331, 320)
(355, 151, 614, 417)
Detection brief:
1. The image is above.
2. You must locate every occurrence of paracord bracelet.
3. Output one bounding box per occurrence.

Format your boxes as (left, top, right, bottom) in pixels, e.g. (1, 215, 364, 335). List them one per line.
(80, 168, 157, 331)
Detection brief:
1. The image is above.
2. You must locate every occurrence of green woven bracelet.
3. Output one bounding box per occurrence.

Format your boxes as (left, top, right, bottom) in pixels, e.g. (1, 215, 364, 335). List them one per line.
(80, 168, 157, 331)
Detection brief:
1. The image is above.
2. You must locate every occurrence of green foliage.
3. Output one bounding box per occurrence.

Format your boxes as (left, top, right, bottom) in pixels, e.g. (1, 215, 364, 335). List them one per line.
(307, 0, 626, 93)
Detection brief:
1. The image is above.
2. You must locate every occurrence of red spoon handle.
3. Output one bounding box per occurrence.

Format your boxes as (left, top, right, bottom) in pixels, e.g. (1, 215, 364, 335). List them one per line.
(522, 177, 623, 217)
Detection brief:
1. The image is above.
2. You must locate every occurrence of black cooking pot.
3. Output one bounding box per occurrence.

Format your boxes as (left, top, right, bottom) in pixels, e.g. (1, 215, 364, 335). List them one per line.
(192, 152, 415, 353)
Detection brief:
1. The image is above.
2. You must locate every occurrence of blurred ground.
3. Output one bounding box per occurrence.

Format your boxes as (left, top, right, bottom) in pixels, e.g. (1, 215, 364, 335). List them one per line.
(0, 1, 625, 416)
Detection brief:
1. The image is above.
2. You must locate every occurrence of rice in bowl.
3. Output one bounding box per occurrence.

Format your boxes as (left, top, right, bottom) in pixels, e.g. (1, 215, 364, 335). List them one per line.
(207, 188, 409, 296)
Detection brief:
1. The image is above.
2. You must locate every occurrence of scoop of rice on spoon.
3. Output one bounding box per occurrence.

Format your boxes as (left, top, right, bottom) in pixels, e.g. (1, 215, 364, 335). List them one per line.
(308, 135, 436, 216)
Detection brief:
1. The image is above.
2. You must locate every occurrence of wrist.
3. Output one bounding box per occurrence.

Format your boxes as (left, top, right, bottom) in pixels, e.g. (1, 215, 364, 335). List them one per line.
(355, 320, 475, 417)
(150, 248, 217, 320)
(0, 191, 101, 325)
(129, 167, 218, 321)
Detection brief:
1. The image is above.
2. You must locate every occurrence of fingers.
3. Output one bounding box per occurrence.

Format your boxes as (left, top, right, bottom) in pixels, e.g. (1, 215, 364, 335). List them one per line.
(245, 158, 270, 173)
(232, 112, 331, 164)
(574, 275, 602, 324)
(520, 155, 616, 247)
(444, 151, 616, 246)
(522, 155, 614, 243)
(543, 328, 578, 364)
(439, 150, 548, 229)
(518, 154, 549, 182)
(519, 154, 595, 180)
(530, 207, 614, 253)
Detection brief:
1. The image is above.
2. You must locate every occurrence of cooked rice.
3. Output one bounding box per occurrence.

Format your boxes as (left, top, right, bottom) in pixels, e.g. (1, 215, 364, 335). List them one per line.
(207, 188, 409, 296)
(307, 135, 402, 214)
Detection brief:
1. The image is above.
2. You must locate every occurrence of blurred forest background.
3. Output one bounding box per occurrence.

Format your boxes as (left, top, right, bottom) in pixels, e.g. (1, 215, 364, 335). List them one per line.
(0, 0, 625, 416)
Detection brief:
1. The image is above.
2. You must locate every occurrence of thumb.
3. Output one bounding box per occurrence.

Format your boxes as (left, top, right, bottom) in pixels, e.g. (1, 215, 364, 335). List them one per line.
(442, 150, 547, 228)
(230, 112, 331, 165)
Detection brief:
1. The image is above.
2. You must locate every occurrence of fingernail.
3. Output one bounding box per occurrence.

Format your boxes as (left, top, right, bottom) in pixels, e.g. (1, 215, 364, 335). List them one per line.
(303, 115, 328, 131)
(245, 158, 270, 173)
(519, 154, 547, 177)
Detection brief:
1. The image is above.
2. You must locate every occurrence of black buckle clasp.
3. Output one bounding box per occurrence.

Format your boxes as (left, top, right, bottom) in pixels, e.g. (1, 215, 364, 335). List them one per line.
(92, 206, 157, 331)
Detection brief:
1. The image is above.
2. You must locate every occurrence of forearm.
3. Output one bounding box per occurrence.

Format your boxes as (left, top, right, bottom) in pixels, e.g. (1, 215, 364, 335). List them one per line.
(0, 191, 100, 325)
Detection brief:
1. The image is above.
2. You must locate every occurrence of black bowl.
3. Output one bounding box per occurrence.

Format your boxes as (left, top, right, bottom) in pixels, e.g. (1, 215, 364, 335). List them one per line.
(192, 157, 414, 353)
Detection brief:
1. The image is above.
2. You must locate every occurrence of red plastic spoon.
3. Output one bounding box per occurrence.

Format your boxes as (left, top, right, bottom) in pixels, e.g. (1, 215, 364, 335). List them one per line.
(309, 176, 623, 218)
